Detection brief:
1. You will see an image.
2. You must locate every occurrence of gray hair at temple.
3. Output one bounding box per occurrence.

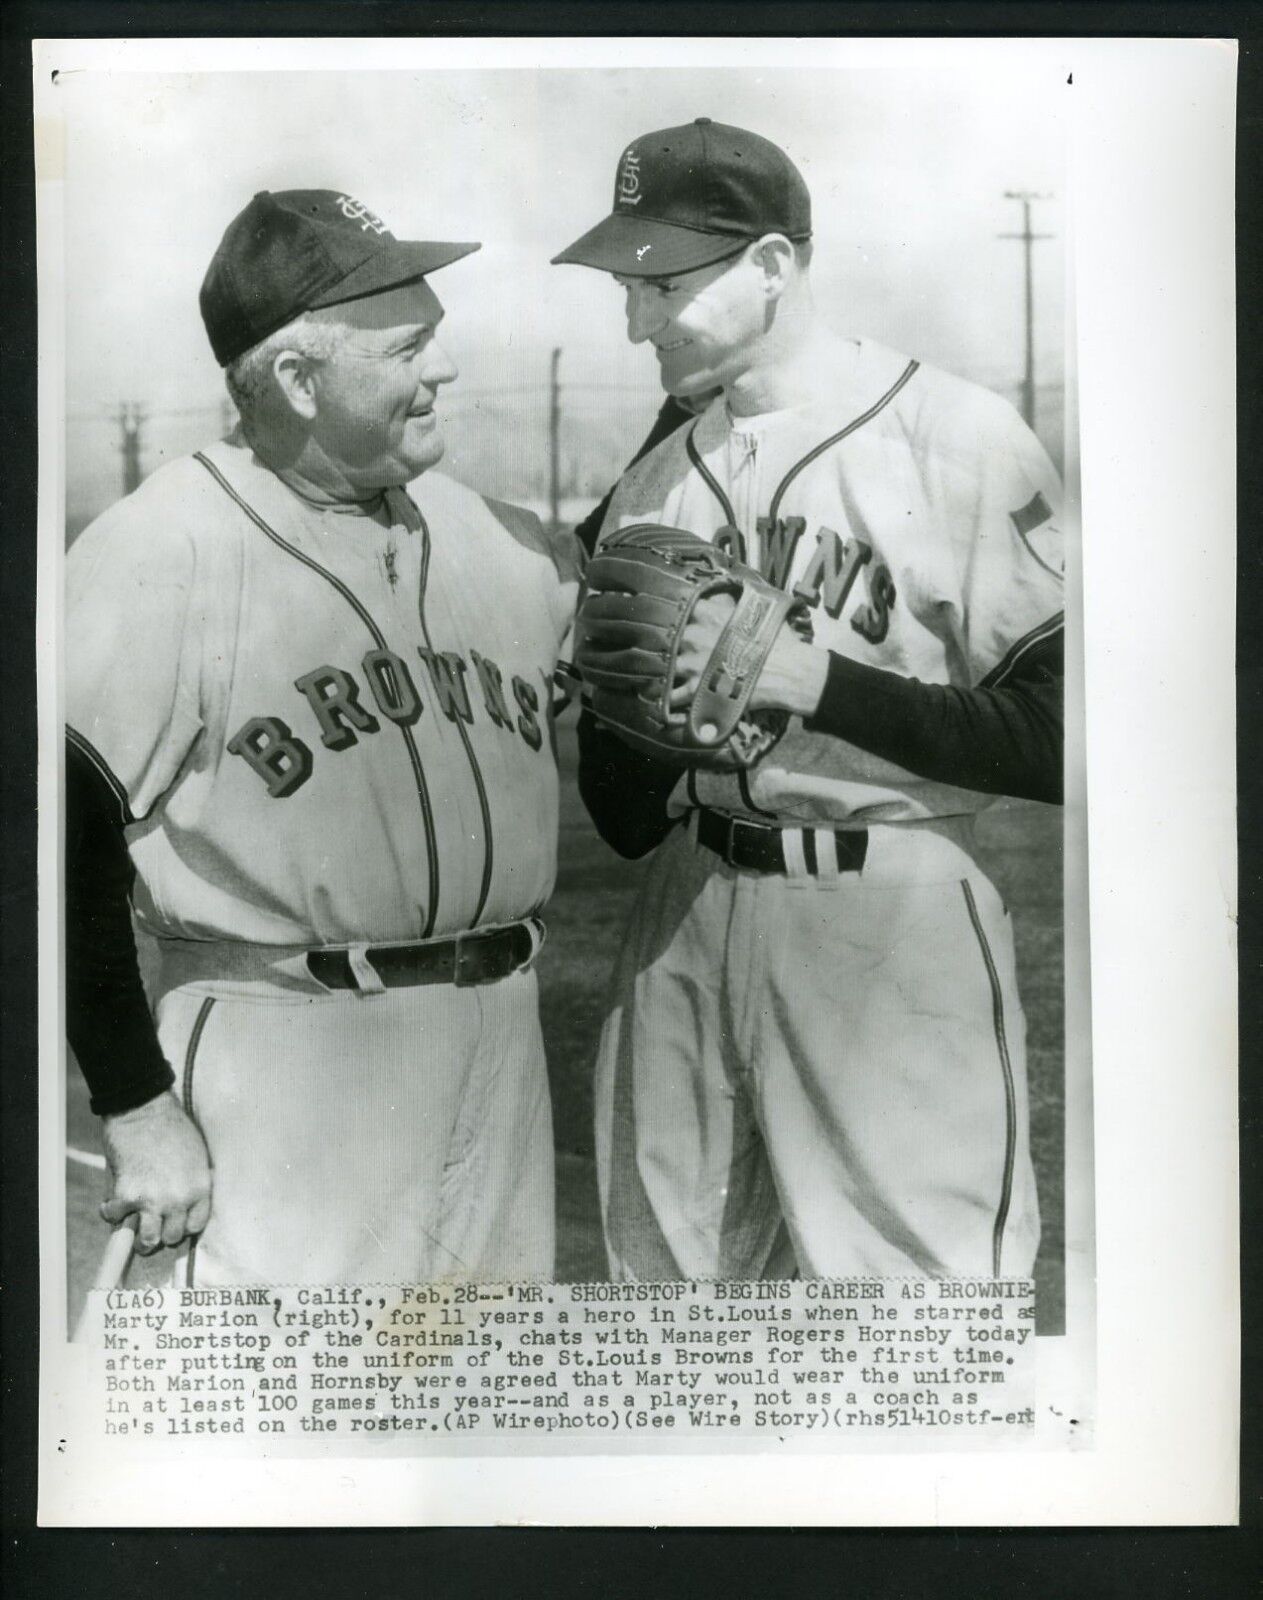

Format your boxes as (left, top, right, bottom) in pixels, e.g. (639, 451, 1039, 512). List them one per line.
(223, 314, 351, 435)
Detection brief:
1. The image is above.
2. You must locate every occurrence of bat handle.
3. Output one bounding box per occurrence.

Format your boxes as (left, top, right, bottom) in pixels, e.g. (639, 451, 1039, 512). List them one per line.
(70, 1224, 136, 1343)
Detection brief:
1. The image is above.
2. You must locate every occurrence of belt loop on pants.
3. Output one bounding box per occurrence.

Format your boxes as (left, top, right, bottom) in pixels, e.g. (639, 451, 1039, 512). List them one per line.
(780, 825, 812, 886)
(812, 826, 842, 887)
(346, 944, 388, 995)
(305, 918, 544, 995)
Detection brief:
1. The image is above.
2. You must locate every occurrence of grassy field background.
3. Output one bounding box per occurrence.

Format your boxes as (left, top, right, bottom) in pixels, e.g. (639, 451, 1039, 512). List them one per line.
(66, 715, 1066, 1331)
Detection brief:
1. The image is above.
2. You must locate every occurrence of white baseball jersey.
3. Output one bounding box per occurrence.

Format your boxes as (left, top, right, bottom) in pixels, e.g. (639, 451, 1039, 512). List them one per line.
(600, 338, 1065, 825)
(67, 434, 574, 1286)
(592, 342, 1059, 1281)
(66, 434, 579, 950)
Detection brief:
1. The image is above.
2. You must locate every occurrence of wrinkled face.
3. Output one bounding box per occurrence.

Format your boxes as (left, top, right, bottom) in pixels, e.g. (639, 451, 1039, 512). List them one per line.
(614, 250, 767, 399)
(308, 280, 458, 489)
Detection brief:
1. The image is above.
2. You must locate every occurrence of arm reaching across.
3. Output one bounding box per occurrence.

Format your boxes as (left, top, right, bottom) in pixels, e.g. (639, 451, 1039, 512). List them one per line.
(672, 594, 1063, 804)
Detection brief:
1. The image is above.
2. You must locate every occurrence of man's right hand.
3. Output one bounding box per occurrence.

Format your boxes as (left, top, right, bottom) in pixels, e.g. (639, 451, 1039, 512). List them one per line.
(100, 1092, 213, 1253)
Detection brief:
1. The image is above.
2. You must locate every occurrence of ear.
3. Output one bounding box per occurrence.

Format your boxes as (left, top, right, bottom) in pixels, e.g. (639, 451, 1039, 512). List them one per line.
(271, 348, 320, 422)
(750, 234, 796, 300)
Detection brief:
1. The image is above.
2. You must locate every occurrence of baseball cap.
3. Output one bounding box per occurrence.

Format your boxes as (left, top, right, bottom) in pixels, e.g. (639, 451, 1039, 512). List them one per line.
(200, 189, 481, 366)
(551, 118, 811, 278)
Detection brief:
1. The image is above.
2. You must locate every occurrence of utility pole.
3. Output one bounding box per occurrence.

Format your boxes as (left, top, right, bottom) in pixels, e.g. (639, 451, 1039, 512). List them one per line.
(118, 402, 145, 495)
(999, 191, 1053, 431)
(548, 348, 562, 533)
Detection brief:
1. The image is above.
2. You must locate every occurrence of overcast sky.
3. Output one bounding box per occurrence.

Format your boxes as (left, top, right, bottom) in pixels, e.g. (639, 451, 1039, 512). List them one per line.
(56, 60, 1066, 514)
(61, 63, 1064, 391)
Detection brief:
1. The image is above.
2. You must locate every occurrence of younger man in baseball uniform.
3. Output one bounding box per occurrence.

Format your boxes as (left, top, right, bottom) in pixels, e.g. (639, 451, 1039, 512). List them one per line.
(554, 120, 1064, 1281)
(67, 190, 580, 1285)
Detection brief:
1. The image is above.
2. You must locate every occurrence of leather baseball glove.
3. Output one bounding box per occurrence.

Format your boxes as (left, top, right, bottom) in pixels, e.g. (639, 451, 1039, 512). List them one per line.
(572, 523, 811, 768)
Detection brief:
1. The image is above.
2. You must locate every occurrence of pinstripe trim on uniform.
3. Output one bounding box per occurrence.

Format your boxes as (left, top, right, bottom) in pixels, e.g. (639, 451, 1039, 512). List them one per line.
(978, 612, 1064, 691)
(684, 426, 738, 527)
(1016, 529, 1061, 582)
(180, 996, 216, 1290)
(684, 360, 921, 541)
(193, 452, 443, 939)
(414, 510, 495, 929)
(960, 880, 1018, 1279)
(1016, 528, 1062, 582)
(737, 767, 779, 819)
(66, 724, 135, 826)
(685, 764, 777, 823)
(1010, 492, 1062, 581)
(766, 359, 920, 524)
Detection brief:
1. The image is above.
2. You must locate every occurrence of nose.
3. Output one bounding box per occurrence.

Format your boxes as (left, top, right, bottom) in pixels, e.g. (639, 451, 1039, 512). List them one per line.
(422, 339, 459, 388)
(624, 282, 664, 346)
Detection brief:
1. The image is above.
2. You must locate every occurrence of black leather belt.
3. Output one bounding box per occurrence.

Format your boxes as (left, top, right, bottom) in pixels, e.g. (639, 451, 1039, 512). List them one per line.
(306, 919, 541, 992)
(695, 807, 868, 876)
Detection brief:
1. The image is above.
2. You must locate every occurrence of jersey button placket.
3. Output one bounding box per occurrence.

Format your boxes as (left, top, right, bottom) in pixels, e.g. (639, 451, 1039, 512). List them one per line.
(729, 428, 762, 570)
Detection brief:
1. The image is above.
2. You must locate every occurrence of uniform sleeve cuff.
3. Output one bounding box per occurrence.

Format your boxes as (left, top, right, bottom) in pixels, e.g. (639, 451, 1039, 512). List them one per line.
(802, 651, 898, 741)
(89, 1064, 176, 1119)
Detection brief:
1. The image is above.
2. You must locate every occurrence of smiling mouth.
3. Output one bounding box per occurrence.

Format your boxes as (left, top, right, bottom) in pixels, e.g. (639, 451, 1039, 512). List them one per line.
(655, 340, 689, 354)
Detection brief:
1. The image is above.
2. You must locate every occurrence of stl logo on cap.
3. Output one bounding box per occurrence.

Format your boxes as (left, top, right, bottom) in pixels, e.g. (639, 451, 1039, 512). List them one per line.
(616, 147, 643, 208)
(336, 195, 392, 235)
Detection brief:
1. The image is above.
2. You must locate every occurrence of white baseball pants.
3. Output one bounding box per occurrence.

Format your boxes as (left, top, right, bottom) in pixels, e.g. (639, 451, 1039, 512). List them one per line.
(595, 818, 1040, 1281)
(154, 964, 553, 1286)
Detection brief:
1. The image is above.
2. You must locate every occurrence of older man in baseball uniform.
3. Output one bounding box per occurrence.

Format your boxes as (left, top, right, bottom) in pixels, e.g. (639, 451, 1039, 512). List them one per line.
(67, 190, 580, 1285)
(554, 120, 1064, 1282)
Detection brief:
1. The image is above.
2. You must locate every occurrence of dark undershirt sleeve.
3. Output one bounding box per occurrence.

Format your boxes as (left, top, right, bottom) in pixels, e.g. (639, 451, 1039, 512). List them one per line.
(573, 396, 695, 558)
(66, 738, 175, 1116)
(573, 396, 700, 856)
(577, 631, 1063, 852)
(804, 629, 1064, 805)
(577, 710, 684, 860)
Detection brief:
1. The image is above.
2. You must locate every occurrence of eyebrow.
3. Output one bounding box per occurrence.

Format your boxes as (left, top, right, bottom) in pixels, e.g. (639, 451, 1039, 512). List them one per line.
(381, 321, 438, 353)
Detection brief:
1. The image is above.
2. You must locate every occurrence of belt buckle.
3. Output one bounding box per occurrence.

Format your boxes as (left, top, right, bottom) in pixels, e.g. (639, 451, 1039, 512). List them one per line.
(722, 815, 741, 869)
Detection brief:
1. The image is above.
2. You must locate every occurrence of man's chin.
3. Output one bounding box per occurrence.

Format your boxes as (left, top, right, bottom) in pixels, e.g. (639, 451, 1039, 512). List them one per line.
(664, 374, 713, 402)
(348, 444, 443, 493)
(398, 437, 445, 479)
(666, 384, 724, 416)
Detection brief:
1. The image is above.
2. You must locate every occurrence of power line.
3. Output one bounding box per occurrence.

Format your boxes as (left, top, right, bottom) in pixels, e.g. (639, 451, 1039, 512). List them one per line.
(999, 191, 1054, 431)
(69, 382, 660, 423)
(71, 336, 1065, 512)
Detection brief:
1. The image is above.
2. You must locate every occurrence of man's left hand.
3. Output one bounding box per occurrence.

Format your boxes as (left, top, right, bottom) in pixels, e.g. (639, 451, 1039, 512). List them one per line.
(672, 594, 829, 718)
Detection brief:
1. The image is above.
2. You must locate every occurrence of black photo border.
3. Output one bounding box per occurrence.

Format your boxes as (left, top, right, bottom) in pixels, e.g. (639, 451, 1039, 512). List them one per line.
(2, 3, 1256, 1594)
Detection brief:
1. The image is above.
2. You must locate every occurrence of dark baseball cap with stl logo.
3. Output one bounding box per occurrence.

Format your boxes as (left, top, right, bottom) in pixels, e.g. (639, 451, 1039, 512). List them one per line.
(199, 189, 481, 366)
(551, 118, 811, 278)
